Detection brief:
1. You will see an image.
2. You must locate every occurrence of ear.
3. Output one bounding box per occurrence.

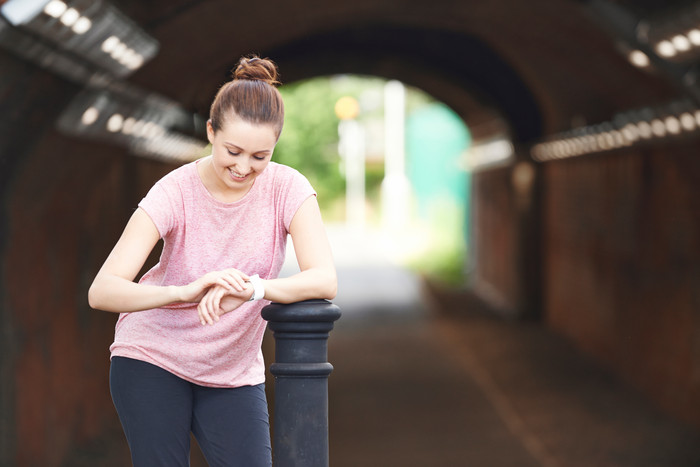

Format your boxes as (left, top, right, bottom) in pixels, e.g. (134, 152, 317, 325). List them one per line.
(206, 119, 215, 145)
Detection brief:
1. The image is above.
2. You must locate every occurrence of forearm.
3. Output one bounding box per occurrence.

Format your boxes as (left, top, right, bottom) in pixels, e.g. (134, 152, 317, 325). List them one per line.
(261, 267, 337, 304)
(88, 274, 181, 313)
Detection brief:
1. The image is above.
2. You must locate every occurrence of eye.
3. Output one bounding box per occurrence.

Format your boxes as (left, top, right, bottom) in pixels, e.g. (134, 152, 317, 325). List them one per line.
(227, 150, 240, 156)
(253, 155, 266, 161)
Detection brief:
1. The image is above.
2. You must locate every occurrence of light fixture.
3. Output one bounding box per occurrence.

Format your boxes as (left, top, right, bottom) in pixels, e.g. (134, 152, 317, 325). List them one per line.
(56, 85, 208, 162)
(43, 0, 66, 19)
(59, 7, 79, 27)
(679, 112, 696, 131)
(72, 16, 91, 35)
(650, 119, 666, 137)
(628, 50, 650, 68)
(0, 0, 159, 79)
(530, 99, 700, 162)
(655, 40, 676, 58)
(106, 113, 124, 133)
(463, 137, 514, 171)
(80, 106, 99, 126)
(671, 34, 691, 53)
(101, 35, 119, 53)
(664, 115, 681, 134)
(637, 121, 652, 139)
(688, 29, 700, 46)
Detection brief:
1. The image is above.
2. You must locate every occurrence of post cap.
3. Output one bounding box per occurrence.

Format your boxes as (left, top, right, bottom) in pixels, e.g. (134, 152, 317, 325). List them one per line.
(262, 299, 341, 323)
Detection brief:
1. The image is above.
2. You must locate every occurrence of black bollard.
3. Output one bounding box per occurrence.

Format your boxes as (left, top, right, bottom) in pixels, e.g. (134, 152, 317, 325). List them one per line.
(262, 299, 341, 467)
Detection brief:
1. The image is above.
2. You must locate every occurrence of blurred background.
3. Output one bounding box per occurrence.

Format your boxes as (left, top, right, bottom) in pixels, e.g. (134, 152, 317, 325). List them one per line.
(1, 0, 699, 465)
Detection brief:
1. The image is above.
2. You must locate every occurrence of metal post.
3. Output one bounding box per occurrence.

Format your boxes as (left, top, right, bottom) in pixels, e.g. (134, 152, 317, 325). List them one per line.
(262, 299, 341, 467)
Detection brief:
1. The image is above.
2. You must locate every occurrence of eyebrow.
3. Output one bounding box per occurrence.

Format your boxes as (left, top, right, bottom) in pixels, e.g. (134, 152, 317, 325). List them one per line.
(224, 143, 272, 154)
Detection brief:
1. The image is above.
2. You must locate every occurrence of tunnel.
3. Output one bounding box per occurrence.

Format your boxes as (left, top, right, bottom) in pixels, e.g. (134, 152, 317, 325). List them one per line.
(1, 0, 699, 465)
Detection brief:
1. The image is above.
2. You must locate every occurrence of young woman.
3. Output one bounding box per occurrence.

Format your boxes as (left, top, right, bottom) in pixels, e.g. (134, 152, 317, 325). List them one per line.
(88, 55, 337, 467)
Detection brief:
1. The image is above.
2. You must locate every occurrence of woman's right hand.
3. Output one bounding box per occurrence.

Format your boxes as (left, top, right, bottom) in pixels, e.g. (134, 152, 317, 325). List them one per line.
(177, 268, 250, 303)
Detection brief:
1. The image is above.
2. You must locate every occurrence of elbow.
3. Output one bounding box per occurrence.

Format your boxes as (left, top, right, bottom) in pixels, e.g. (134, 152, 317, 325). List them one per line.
(87, 284, 99, 310)
(87, 281, 105, 311)
(320, 274, 338, 301)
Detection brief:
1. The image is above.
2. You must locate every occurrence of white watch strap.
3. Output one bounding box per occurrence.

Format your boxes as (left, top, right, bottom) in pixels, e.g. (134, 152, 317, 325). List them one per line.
(247, 274, 265, 301)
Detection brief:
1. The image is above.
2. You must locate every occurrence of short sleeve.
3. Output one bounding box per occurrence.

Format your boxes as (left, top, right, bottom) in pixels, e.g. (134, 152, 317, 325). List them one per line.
(280, 168, 317, 232)
(137, 179, 177, 238)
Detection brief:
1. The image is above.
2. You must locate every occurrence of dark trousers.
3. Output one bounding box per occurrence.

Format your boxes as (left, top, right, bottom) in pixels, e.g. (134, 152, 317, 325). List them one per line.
(110, 356, 272, 467)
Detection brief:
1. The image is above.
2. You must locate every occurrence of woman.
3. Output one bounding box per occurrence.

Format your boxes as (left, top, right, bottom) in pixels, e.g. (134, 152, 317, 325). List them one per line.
(88, 55, 337, 467)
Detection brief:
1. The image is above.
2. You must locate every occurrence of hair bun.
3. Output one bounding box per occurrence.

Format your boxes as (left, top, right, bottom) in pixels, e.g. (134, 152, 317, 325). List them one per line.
(233, 55, 281, 86)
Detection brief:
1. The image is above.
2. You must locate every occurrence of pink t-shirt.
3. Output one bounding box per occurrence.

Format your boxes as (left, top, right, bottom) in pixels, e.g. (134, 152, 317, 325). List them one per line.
(109, 158, 316, 388)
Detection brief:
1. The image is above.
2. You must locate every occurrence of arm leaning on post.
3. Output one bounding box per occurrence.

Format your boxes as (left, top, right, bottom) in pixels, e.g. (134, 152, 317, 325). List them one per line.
(87, 208, 253, 313)
(260, 195, 337, 302)
(195, 194, 337, 324)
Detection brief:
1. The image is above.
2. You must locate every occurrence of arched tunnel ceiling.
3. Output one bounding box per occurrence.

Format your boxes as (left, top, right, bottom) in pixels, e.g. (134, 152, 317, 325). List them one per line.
(115, 0, 685, 143)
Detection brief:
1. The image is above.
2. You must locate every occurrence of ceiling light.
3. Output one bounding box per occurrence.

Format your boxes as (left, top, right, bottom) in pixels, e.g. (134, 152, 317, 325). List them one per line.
(672, 34, 691, 52)
(122, 117, 136, 135)
(106, 113, 124, 133)
(81, 107, 99, 126)
(651, 119, 666, 137)
(59, 7, 79, 27)
(110, 42, 127, 61)
(119, 48, 137, 66)
(655, 40, 677, 57)
(72, 16, 92, 35)
(637, 121, 653, 139)
(101, 35, 119, 53)
(43, 0, 67, 19)
(621, 124, 639, 142)
(688, 29, 700, 46)
(628, 50, 650, 68)
(131, 119, 146, 137)
(679, 112, 696, 131)
(664, 116, 681, 134)
(125, 54, 144, 70)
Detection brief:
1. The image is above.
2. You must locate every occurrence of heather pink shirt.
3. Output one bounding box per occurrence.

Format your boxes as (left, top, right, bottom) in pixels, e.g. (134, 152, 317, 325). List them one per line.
(110, 158, 316, 388)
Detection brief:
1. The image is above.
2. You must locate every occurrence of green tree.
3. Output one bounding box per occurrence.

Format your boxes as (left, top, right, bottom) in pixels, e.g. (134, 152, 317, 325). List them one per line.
(275, 78, 346, 215)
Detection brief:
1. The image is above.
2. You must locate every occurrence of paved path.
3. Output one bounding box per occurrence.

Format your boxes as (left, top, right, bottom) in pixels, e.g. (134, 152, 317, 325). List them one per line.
(311, 225, 700, 467)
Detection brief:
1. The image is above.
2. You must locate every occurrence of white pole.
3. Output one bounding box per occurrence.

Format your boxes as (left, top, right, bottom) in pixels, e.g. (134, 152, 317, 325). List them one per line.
(382, 80, 411, 231)
(338, 119, 366, 228)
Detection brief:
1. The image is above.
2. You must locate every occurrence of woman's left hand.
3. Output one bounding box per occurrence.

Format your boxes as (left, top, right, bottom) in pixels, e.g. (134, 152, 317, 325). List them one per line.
(197, 284, 253, 325)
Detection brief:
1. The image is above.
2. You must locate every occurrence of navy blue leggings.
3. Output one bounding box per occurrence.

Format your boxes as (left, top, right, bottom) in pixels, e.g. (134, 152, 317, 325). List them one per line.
(110, 357, 272, 467)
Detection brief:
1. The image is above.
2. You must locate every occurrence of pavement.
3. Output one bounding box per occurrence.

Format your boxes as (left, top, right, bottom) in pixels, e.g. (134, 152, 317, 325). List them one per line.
(314, 225, 700, 467)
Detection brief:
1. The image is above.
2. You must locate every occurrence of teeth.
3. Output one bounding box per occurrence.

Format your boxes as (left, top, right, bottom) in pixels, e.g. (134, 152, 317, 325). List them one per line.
(230, 169, 246, 178)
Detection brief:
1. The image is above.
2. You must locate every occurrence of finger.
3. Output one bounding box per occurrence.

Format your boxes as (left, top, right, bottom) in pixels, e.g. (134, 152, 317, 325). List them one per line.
(221, 276, 244, 292)
(228, 268, 250, 281)
(200, 292, 216, 325)
(216, 278, 236, 291)
(198, 302, 207, 326)
(212, 288, 225, 321)
(200, 298, 213, 326)
(205, 291, 218, 325)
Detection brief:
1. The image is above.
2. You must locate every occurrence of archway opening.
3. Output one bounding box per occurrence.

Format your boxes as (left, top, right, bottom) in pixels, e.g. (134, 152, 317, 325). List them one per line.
(269, 74, 515, 322)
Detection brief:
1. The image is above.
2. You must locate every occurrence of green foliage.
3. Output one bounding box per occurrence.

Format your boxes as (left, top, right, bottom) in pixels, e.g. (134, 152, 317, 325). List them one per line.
(274, 78, 346, 214)
(404, 197, 469, 286)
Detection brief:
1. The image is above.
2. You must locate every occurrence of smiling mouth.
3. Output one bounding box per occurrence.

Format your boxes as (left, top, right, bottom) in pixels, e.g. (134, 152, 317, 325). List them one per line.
(229, 168, 249, 179)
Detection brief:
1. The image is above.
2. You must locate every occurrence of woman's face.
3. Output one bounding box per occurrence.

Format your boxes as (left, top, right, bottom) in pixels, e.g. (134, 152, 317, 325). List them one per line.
(207, 117, 278, 196)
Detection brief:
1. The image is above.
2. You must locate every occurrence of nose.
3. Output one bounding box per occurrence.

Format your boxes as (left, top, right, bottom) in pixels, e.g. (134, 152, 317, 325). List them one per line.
(233, 158, 250, 174)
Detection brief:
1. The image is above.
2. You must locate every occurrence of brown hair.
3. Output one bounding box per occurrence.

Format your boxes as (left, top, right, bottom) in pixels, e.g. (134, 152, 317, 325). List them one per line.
(209, 55, 284, 137)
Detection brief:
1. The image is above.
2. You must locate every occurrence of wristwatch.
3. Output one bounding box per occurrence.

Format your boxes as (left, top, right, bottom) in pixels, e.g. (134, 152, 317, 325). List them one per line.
(247, 274, 265, 301)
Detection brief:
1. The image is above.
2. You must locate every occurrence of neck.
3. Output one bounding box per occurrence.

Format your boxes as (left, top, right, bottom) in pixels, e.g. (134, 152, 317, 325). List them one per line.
(198, 156, 251, 203)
